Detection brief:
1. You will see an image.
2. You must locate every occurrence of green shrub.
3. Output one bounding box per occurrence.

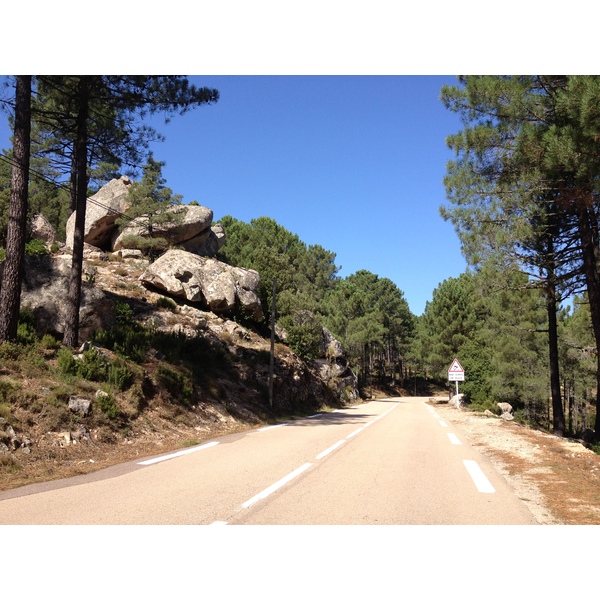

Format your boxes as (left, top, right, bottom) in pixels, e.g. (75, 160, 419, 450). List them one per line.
(76, 349, 109, 381)
(48, 386, 73, 407)
(25, 238, 49, 256)
(40, 334, 61, 350)
(115, 301, 135, 327)
(16, 307, 38, 345)
(284, 322, 322, 361)
(0, 402, 12, 421)
(97, 392, 121, 419)
(156, 365, 193, 404)
(0, 379, 18, 403)
(57, 348, 78, 375)
(107, 360, 133, 391)
(155, 296, 177, 312)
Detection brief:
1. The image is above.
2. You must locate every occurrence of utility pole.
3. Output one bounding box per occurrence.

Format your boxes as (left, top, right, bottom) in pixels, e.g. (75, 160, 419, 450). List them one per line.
(268, 278, 277, 409)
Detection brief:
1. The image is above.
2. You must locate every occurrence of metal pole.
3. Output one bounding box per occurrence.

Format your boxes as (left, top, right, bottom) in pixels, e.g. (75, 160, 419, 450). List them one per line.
(268, 278, 276, 409)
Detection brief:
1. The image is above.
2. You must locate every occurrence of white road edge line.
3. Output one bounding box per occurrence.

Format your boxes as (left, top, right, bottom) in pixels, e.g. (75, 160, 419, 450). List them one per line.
(256, 423, 288, 432)
(347, 427, 363, 439)
(447, 433, 461, 445)
(242, 463, 313, 509)
(316, 440, 345, 460)
(137, 441, 219, 466)
(439, 420, 448, 428)
(463, 459, 496, 493)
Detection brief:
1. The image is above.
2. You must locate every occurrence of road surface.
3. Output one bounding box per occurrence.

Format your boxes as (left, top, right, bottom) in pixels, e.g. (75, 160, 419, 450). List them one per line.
(0, 397, 537, 525)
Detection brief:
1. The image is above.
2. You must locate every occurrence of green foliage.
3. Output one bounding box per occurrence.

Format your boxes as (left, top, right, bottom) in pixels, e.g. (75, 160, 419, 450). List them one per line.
(0, 402, 11, 421)
(115, 301, 135, 327)
(217, 215, 339, 323)
(97, 392, 121, 419)
(155, 296, 177, 312)
(56, 347, 77, 375)
(40, 333, 61, 350)
(107, 360, 133, 391)
(279, 312, 322, 361)
(76, 349, 109, 381)
(16, 308, 38, 345)
(156, 365, 193, 404)
(0, 378, 19, 403)
(25, 238, 49, 256)
(116, 155, 184, 259)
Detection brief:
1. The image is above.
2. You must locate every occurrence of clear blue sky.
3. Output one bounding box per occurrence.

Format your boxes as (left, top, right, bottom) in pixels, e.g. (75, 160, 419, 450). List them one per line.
(1, 75, 468, 316)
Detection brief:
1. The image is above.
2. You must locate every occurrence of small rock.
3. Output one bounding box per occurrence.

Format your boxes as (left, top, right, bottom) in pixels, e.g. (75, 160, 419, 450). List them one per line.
(68, 397, 92, 417)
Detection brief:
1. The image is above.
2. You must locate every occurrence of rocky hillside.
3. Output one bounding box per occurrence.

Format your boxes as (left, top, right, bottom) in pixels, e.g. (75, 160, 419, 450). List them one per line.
(0, 247, 362, 493)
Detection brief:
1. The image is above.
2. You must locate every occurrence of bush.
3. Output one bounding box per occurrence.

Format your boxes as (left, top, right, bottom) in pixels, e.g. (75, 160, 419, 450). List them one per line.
(156, 365, 193, 404)
(284, 322, 322, 361)
(0, 379, 18, 403)
(16, 307, 38, 345)
(107, 360, 133, 391)
(57, 348, 78, 375)
(97, 392, 121, 419)
(25, 238, 49, 256)
(155, 296, 177, 312)
(41, 333, 61, 350)
(0, 402, 12, 421)
(76, 349, 109, 381)
(115, 301, 135, 327)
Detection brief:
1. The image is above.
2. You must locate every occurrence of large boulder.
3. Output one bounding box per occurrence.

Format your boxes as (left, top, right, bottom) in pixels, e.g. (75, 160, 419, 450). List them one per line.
(179, 223, 226, 256)
(112, 204, 214, 251)
(65, 176, 133, 250)
(29, 213, 57, 246)
(19, 255, 116, 341)
(139, 249, 263, 320)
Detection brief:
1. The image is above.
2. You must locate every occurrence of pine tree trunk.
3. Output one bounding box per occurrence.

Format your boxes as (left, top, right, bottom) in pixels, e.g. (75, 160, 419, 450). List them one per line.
(576, 198, 600, 441)
(545, 237, 565, 436)
(0, 76, 32, 342)
(63, 78, 89, 348)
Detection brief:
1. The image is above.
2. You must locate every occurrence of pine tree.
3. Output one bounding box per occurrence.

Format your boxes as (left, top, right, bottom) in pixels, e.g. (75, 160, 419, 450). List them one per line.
(115, 154, 184, 259)
(0, 76, 31, 342)
(439, 76, 600, 436)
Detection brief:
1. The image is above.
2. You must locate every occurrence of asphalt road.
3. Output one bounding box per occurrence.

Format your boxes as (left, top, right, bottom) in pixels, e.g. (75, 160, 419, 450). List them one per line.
(0, 397, 537, 525)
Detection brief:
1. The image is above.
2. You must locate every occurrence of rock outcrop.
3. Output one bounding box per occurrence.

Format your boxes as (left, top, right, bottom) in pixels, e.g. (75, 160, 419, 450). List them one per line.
(64, 177, 225, 258)
(311, 328, 359, 402)
(65, 176, 133, 250)
(19, 255, 116, 341)
(112, 204, 214, 250)
(139, 249, 263, 320)
(29, 213, 57, 247)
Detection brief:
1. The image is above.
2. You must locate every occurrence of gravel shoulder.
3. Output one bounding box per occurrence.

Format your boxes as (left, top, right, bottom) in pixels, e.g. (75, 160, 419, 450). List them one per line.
(434, 400, 600, 525)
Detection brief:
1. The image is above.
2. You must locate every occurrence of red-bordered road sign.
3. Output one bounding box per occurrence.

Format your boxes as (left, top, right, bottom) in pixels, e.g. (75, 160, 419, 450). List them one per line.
(448, 358, 465, 381)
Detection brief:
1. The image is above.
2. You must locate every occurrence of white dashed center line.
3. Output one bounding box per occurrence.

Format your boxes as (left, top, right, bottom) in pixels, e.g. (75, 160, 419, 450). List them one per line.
(316, 440, 346, 460)
(242, 462, 313, 509)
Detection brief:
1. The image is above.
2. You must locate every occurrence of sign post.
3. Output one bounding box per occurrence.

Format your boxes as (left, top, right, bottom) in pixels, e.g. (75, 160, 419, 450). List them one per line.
(448, 358, 465, 401)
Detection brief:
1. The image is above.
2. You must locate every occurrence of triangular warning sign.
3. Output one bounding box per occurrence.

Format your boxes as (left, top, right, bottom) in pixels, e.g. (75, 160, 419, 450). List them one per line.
(448, 359, 464, 373)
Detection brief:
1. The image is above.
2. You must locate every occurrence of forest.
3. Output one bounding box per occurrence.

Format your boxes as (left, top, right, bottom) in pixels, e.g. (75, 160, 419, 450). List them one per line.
(0, 75, 599, 443)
